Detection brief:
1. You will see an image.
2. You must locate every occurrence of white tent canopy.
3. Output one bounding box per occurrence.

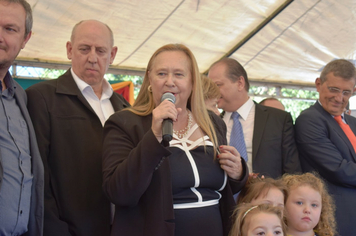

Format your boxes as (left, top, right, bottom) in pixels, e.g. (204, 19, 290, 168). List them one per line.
(16, 0, 356, 89)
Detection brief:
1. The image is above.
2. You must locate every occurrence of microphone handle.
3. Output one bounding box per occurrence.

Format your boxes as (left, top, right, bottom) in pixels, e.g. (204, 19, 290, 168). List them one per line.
(162, 118, 173, 145)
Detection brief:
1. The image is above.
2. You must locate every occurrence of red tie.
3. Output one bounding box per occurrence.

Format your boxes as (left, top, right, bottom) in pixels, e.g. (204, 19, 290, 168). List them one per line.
(334, 115, 356, 153)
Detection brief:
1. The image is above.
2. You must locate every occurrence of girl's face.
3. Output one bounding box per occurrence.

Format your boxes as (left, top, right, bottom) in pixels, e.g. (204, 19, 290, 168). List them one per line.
(245, 212, 283, 236)
(205, 98, 220, 116)
(250, 187, 284, 207)
(285, 185, 321, 234)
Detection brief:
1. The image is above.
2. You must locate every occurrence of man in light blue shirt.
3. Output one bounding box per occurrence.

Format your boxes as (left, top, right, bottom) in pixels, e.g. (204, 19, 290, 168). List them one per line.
(0, 0, 44, 235)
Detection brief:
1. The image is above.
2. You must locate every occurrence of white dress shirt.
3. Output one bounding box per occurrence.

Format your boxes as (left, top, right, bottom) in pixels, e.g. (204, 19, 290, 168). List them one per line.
(223, 98, 255, 173)
(71, 68, 115, 126)
(71, 69, 116, 222)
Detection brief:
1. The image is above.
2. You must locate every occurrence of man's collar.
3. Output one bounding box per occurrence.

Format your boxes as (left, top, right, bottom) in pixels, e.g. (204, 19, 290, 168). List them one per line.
(70, 68, 113, 99)
(224, 97, 254, 120)
(0, 71, 16, 96)
(317, 99, 345, 119)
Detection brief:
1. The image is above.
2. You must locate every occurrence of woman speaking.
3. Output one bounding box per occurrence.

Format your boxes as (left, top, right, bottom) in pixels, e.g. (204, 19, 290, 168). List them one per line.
(102, 44, 248, 236)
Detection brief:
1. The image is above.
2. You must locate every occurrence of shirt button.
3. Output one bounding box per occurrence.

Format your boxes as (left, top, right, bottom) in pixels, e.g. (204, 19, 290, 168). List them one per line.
(20, 210, 23, 214)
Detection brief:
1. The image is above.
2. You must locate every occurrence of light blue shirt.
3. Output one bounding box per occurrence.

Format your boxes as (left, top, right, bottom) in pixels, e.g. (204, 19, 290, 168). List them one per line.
(0, 72, 33, 236)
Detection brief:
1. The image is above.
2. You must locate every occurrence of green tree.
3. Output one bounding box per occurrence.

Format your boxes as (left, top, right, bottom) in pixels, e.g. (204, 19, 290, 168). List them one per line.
(39, 68, 319, 120)
(250, 86, 318, 121)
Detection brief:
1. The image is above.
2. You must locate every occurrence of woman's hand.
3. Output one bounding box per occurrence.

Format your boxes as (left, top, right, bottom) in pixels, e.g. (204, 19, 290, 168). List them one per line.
(151, 100, 181, 142)
(218, 145, 243, 180)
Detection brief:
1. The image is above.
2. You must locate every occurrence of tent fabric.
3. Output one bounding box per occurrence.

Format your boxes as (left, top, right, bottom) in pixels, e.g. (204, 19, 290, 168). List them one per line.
(111, 81, 135, 105)
(16, 0, 356, 87)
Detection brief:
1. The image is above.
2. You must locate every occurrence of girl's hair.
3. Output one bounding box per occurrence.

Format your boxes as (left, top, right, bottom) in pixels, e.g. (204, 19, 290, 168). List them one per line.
(229, 203, 287, 236)
(127, 43, 218, 152)
(237, 176, 287, 206)
(282, 172, 336, 236)
(201, 74, 220, 101)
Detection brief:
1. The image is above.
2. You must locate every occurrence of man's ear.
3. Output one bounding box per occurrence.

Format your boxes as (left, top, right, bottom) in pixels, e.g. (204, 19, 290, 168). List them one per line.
(237, 76, 246, 91)
(21, 31, 32, 49)
(315, 78, 321, 92)
(66, 41, 73, 60)
(109, 46, 118, 64)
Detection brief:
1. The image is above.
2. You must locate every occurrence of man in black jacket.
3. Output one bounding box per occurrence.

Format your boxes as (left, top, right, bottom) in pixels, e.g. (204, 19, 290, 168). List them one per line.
(208, 58, 301, 178)
(26, 20, 130, 236)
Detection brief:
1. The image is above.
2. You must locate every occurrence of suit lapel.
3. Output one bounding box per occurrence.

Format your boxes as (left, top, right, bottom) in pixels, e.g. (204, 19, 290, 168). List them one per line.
(14, 82, 38, 164)
(14, 88, 27, 119)
(342, 115, 356, 161)
(252, 103, 268, 162)
(56, 69, 97, 115)
(345, 115, 356, 135)
(110, 93, 129, 111)
(314, 102, 356, 161)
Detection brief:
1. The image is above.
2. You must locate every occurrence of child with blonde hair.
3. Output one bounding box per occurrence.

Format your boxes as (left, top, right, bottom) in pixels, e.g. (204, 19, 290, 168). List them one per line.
(201, 74, 221, 116)
(237, 176, 287, 207)
(282, 173, 336, 236)
(229, 203, 286, 236)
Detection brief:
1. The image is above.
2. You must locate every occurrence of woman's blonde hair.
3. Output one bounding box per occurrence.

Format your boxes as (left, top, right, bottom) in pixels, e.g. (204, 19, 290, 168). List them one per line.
(282, 172, 336, 236)
(128, 44, 218, 151)
(237, 177, 287, 206)
(229, 203, 287, 236)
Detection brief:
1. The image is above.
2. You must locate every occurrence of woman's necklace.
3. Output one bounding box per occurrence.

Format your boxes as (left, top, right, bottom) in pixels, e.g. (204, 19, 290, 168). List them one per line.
(173, 111, 193, 139)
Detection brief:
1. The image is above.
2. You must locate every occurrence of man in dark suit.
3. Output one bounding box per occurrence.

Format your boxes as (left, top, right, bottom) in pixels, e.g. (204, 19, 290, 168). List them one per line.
(295, 59, 356, 236)
(208, 58, 300, 178)
(259, 97, 285, 111)
(26, 20, 130, 236)
(0, 0, 43, 235)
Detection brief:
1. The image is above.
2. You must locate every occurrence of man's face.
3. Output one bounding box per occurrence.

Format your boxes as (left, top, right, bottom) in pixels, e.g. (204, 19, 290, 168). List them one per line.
(316, 72, 356, 116)
(66, 20, 117, 87)
(0, 1, 31, 70)
(208, 63, 241, 112)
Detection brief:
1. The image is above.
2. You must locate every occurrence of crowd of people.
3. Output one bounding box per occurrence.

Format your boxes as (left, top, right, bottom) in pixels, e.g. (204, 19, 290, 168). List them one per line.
(1, 0, 356, 236)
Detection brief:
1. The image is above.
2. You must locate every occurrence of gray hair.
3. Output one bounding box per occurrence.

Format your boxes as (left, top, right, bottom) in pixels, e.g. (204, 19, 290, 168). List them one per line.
(1, 0, 33, 37)
(320, 59, 356, 83)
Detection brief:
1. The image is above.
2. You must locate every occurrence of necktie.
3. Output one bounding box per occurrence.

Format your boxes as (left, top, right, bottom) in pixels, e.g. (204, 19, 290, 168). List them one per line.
(230, 112, 248, 161)
(334, 115, 356, 153)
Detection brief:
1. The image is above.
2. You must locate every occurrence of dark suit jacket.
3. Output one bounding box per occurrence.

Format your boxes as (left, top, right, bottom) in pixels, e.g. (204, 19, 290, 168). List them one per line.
(224, 102, 300, 178)
(26, 69, 130, 236)
(0, 77, 44, 236)
(295, 102, 356, 236)
(252, 103, 301, 177)
(102, 110, 248, 236)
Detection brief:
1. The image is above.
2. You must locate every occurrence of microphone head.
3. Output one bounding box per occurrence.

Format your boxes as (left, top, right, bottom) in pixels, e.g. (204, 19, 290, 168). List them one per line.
(161, 92, 176, 104)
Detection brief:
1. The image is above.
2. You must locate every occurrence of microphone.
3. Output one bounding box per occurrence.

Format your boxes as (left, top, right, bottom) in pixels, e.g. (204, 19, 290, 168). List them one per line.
(161, 92, 176, 145)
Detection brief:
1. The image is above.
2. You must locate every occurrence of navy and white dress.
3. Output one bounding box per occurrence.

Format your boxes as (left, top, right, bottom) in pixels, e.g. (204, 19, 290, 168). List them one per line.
(169, 124, 227, 236)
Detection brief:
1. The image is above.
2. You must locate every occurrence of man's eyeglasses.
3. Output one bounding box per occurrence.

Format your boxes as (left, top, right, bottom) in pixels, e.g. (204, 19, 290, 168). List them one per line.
(327, 86, 353, 97)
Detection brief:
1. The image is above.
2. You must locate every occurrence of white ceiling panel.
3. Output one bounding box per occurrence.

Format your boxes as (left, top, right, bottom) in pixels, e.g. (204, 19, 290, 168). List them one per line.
(15, 0, 356, 87)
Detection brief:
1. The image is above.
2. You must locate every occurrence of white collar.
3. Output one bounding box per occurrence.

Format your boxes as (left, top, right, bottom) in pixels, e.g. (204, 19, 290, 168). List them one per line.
(70, 68, 113, 99)
(225, 97, 254, 121)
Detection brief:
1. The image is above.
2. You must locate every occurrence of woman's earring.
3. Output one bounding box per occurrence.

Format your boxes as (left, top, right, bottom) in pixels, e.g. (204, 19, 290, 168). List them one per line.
(148, 85, 152, 92)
